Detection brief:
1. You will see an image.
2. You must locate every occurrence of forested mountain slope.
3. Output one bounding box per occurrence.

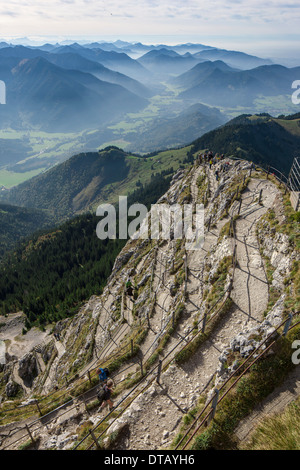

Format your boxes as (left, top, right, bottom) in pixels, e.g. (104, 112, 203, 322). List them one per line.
(0, 172, 173, 325)
(190, 113, 300, 175)
(0, 146, 190, 221)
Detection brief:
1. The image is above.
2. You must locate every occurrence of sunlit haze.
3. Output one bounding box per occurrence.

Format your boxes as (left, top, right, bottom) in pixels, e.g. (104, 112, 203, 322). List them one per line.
(1, 0, 300, 60)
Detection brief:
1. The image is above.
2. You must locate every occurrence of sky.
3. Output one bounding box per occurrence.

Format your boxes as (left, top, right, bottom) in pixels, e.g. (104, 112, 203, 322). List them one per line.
(0, 0, 300, 60)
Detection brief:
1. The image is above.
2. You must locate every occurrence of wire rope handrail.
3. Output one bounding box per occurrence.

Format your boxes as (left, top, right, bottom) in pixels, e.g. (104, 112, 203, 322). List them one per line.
(175, 312, 300, 450)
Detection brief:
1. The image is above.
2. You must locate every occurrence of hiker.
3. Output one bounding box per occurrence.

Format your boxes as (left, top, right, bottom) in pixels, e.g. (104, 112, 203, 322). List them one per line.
(98, 379, 115, 412)
(97, 367, 110, 384)
(126, 279, 134, 297)
(215, 170, 219, 181)
(209, 159, 213, 169)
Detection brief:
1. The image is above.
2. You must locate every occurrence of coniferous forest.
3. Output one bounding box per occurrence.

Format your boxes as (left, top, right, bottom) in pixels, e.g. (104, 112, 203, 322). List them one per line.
(0, 172, 172, 330)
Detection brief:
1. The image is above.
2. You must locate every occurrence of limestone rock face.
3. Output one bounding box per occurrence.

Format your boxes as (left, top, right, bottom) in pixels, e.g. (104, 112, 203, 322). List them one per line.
(5, 380, 21, 398)
(18, 353, 38, 388)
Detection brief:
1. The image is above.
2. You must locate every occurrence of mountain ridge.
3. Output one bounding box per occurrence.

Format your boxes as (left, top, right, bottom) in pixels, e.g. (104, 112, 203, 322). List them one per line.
(2, 55, 148, 132)
(190, 113, 300, 175)
(0, 156, 298, 450)
(1, 112, 299, 220)
(177, 62, 300, 106)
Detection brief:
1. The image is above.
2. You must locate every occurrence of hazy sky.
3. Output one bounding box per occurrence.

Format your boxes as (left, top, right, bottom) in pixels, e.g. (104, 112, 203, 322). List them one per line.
(1, 0, 300, 58)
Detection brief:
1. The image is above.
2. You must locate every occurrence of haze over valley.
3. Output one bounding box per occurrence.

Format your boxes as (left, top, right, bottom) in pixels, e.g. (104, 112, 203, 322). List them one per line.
(0, 38, 300, 188)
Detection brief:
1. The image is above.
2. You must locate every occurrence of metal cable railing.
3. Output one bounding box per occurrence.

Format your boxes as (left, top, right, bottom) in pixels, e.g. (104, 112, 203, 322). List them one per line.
(175, 314, 300, 450)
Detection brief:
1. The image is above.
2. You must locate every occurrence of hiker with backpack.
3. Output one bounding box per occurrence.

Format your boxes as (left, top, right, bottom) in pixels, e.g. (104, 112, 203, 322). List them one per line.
(98, 379, 115, 412)
(97, 367, 110, 384)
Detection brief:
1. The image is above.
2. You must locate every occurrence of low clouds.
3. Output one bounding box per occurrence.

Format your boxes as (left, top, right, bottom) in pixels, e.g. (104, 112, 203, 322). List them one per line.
(0, 0, 300, 42)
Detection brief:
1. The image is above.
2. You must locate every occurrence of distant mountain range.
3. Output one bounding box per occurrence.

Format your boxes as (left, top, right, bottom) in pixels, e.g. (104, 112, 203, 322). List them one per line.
(0, 50, 149, 132)
(0, 41, 283, 132)
(137, 47, 272, 77)
(0, 39, 300, 162)
(174, 60, 300, 107)
(137, 48, 201, 77)
(192, 48, 273, 70)
(46, 52, 152, 98)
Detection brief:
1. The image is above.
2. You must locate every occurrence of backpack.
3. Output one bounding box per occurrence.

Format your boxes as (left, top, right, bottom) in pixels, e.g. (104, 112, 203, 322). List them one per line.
(97, 367, 110, 381)
(97, 384, 109, 404)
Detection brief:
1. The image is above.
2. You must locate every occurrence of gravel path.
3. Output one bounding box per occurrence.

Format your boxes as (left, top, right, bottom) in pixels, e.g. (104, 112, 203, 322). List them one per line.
(105, 164, 283, 450)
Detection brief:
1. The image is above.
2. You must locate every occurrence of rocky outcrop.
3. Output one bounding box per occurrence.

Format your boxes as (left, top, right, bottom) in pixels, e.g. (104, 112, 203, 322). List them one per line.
(18, 353, 39, 388)
(5, 379, 22, 398)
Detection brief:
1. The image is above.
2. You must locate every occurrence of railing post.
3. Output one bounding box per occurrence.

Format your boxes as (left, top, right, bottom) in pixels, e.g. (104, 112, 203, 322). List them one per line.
(238, 198, 242, 215)
(83, 396, 90, 414)
(210, 388, 219, 421)
(35, 399, 42, 416)
(89, 429, 101, 449)
(202, 312, 207, 334)
(283, 313, 293, 336)
(185, 254, 188, 295)
(228, 278, 233, 295)
(121, 291, 125, 320)
(26, 424, 35, 444)
(232, 244, 236, 268)
(183, 253, 187, 296)
(157, 360, 162, 384)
